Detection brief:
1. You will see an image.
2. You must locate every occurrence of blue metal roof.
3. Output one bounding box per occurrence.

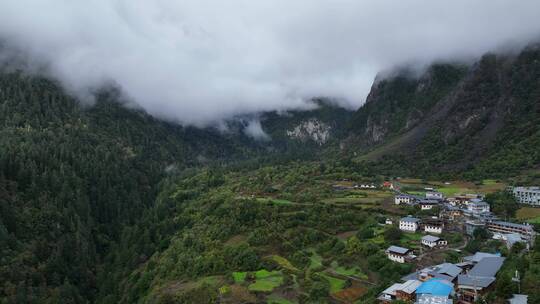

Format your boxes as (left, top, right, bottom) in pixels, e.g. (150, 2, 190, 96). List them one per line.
(416, 279, 453, 296)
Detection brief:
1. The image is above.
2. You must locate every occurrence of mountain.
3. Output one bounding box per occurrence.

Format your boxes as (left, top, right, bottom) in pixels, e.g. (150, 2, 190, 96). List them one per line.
(1, 45, 540, 303)
(342, 45, 540, 178)
(260, 99, 354, 146)
(0, 70, 352, 303)
(0, 71, 269, 302)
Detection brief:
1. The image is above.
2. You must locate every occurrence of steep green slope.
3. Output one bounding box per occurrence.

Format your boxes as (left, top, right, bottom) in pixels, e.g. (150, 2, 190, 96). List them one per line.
(0, 72, 263, 303)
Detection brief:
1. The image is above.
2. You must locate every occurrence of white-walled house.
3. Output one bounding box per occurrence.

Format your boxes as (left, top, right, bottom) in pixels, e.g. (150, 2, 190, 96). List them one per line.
(423, 218, 444, 234)
(420, 200, 439, 210)
(421, 235, 447, 248)
(386, 245, 415, 263)
(424, 223, 443, 234)
(385, 218, 393, 225)
(400, 217, 421, 232)
(395, 195, 413, 205)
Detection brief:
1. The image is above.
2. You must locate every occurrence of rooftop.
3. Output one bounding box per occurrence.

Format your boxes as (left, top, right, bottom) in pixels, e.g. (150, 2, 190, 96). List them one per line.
(400, 279, 423, 294)
(458, 256, 506, 289)
(468, 257, 505, 277)
(387, 245, 411, 255)
(416, 278, 453, 297)
(463, 252, 500, 263)
(469, 200, 489, 206)
(422, 235, 441, 242)
(401, 216, 421, 223)
(508, 294, 528, 304)
(437, 263, 462, 278)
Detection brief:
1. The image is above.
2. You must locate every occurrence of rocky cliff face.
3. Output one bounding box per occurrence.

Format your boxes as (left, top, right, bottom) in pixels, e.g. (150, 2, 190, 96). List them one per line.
(286, 118, 331, 145)
(259, 99, 353, 147)
(346, 63, 468, 146)
(343, 45, 540, 176)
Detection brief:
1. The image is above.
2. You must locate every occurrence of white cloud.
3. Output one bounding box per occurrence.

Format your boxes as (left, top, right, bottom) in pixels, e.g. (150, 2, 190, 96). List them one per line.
(1, 0, 539, 126)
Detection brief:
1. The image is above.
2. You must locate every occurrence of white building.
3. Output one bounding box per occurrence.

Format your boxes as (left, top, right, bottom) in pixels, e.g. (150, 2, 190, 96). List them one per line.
(420, 200, 438, 210)
(395, 194, 413, 205)
(466, 199, 490, 215)
(426, 191, 444, 200)
(512, 186, 540, 206)
(386, 245, 415, 263)
(421, 235, 447, 248)
(385, 218, 394, 225)
(424, 223, 443, 234)
(400, 217, 421, 232)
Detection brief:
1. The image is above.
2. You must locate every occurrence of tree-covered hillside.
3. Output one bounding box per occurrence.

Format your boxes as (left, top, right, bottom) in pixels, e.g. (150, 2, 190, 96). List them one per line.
(0, 71, 264, 302)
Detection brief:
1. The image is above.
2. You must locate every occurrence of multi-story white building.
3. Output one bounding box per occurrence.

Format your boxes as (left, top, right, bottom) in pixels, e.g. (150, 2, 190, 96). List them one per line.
(466, 199, 490, 215)
(400, 217, 420, 232)
(424, 223, 443, 234)
(512, 186, 540, 206)
(395, 195, 413, 205)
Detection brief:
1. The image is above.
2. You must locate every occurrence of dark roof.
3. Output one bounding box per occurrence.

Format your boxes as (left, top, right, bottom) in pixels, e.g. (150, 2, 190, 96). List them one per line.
(401, 216, 420, 223)
(457, 275, 495, 288)
(458, 256, 506, 289)
(463, 252, 500, 263)
(468, 257, 505, 277)
(387, 245, 411, 254)
(437, 263, 462, 278)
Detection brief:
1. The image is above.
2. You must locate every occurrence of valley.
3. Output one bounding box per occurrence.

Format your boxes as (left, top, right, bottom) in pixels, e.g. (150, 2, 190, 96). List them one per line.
(0, 44, 539, 304)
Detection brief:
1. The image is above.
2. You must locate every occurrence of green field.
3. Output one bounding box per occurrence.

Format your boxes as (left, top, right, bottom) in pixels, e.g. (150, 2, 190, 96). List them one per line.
(331, 261, 368, 279)
(248, 270, 284, 292)
(271, 255, 300, 273)
(256, 198, 294, 205)
(320, 273, 346, 293)
(232, 272, 247, 283)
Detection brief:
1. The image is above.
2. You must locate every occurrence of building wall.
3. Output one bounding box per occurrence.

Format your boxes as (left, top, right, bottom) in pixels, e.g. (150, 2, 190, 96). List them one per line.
(513, 187, 540, 205)
(387, 253, 405, 263)
(422, 239, 437, 248)
(395, 197, 411, 205)
(425, 225, 442, 234)
(400, 221, 418, 232)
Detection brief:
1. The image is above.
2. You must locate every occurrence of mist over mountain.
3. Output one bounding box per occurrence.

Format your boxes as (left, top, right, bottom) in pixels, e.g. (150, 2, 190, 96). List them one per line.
(1, 1, 540, 126)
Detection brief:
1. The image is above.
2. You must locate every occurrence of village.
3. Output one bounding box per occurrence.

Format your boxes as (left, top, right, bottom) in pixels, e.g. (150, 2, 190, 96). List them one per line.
(376, 184, 539, 304)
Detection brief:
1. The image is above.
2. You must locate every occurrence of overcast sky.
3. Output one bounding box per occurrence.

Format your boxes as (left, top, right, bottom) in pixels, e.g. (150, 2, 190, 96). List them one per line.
(1, 1, 540, 126)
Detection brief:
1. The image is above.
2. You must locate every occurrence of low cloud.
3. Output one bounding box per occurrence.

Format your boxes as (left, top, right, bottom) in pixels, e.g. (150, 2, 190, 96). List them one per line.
(242, 119, 270, 141)
(1, 1, 539, 126)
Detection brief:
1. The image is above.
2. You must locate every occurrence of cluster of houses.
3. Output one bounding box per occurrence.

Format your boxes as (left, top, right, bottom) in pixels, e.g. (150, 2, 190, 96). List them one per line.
(379, 187, 538, 303)
(394, 190, 536, 249)
(378, 252, 512, 304)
